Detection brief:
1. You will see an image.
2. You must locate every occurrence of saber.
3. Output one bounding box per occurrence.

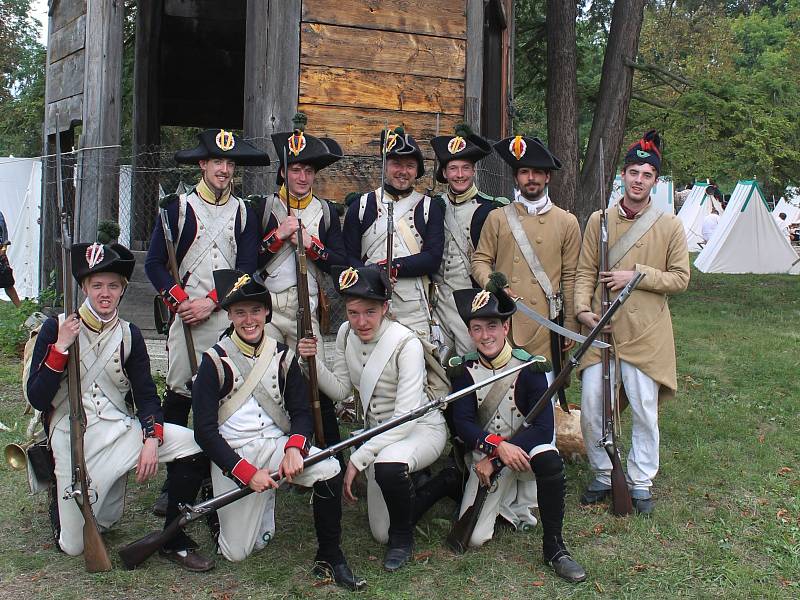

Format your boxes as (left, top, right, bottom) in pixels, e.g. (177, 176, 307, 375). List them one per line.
(513, 299, 610, 349)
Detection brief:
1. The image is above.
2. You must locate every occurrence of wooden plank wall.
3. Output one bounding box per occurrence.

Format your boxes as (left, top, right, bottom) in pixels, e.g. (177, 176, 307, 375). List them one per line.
(45, 0, 87, 135)
(299, 0, 467, 201)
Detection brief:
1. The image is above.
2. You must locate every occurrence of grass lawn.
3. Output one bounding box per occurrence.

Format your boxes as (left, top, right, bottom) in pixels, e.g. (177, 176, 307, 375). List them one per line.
(0, 267, 797, 599)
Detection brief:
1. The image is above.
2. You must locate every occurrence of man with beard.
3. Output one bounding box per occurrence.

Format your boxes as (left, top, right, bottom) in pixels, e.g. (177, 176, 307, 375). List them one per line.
(342, 127, 444, 340)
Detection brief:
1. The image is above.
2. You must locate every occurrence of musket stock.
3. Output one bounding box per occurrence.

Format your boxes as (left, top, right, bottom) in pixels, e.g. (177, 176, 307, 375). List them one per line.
(118, 360, 533, 569)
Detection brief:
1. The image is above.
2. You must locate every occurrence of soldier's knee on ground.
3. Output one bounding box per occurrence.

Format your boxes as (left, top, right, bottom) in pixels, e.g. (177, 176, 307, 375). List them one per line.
(530, 451, 564, 482)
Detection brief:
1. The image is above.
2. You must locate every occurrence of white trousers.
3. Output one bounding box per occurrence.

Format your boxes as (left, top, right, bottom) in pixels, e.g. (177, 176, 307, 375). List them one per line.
(210, 435, 340, 562)
(580, 361, 660, 494)
(51, 419, 201, 556)
(265, 286, 323, 361)
(389, 294, 430, 342)
(365, 420, 447, 544)
(433, 288, 473, 356)
(167, 309, 230, 396)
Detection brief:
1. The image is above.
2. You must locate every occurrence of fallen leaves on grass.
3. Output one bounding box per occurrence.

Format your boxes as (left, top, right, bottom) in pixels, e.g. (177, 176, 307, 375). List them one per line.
(532, 580, 545, 586)
(632, 563, 648, 572)
(758, 433, 765, 443)
(368, 555, 378, 561)
(593, 523, 605, 536)
(778, 578, 793, 587)
(594, 581, 604, 592)
(414, 550, 433, 562)
(776, 508, 791, 524)
(777, 466, 792, 476)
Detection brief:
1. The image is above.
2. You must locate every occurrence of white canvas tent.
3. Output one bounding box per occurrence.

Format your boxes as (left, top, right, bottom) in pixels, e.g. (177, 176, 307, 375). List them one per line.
(0, 157, 42, 300)
(771, 197, 800, 224)
(609, 175, 675, 214)
(677, 182, 721, 252)
(695, 180, 800, 274)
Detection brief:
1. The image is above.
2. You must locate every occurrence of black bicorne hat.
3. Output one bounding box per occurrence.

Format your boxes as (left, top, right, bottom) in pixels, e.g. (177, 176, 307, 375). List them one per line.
(72, 242, 135, 283)
(174, 129, 270, 166)
(214, 269, 272, 317)
(271, 113, 344, 185)
(430, 123, 492, 184)
(453, 271, 517, 324)
(493, 135, 562, 171)
(623, 129, 662, 173)
(381, 127, 425, 178)
(332, 266, 391, 301)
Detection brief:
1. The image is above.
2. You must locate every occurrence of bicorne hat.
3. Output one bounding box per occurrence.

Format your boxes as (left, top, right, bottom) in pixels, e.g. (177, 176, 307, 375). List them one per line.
(430, 123, 492, 184)
(493, 135, 562, 171)
(214, 269, 272, 318)
(71, 242, 135, 284)
(271, 113, 344, 185)
(174, 129, 270, 167)
(623, 130, 662, 173)
(381, 127, 425, 178)
(453, 272, 516, 325)
(332, 266, 391, 301)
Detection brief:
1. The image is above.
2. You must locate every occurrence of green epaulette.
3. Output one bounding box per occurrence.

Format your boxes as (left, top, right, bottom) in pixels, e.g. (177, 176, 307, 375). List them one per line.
(345, 192, 363, 207)
(511, 348, 551, 372)
(158, 193, 179, 210)
(446, 351, 479, 379)
(492, 196, 511, 207)
(511, 348, 533, 361)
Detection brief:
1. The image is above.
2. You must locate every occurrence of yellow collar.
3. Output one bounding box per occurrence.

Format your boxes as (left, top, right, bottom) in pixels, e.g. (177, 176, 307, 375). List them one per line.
(78, 299, 118, 333)
(279, 185, 314, 210)
(197, 176, 231, 206)
(447, 184, 478, 205)
(231, 330, 267, 358)
(479, 342, 513, 370)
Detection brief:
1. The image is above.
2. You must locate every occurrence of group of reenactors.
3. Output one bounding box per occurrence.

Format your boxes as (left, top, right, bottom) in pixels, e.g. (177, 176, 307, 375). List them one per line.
(26, 116, 690, 590)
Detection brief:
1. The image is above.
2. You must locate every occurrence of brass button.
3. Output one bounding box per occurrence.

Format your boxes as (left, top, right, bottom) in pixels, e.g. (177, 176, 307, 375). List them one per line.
(514, 256, 520, 263)
(539, 217, 545, 224)
(535, 237, 543, 244)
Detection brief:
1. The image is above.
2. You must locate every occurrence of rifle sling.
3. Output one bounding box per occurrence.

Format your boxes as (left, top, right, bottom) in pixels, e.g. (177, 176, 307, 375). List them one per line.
(476, 357, 526, 429)
(607, 205, 663, 268)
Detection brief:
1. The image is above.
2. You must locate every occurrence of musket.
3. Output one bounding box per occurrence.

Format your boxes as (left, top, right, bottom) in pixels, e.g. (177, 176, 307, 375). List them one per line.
(380, 126, 394, 294)
(159, 196, 198, 378)
(55, 116, 113, 572)
(117, 359, 534, 569)
(446, 271, 645, 553)
(598, 138, 634, 516)
(287, 145, 325, 446)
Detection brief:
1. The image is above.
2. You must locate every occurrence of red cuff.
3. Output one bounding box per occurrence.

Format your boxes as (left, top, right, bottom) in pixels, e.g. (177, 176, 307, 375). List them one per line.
(477, 434, 504, 457)
(263, 228, 284, 253)
(284, 434, 310, 457)
(231, 458, 258, 486)
(44, 344, 69, 372)
(142, 420, 164, 446)
(305, 236, 328, 261)
(153, 422, 164, 446)
(206, 288, 219, 304)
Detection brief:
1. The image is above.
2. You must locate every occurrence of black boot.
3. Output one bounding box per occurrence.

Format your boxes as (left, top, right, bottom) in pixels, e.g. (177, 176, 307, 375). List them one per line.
(154, 391, 193, 516)
(375, 462, 415, 572)
(159, 453, 214, 572)
(319, 393, 345, 467)
(312, 473, 366, 590)
(532, 452, 586, 584)
(413, 463, 464, 524)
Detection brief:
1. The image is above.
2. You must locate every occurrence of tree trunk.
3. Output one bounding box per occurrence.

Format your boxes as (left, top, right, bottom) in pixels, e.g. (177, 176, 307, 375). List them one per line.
(577, 0, 646, 229)
(545, 0, 579, 215)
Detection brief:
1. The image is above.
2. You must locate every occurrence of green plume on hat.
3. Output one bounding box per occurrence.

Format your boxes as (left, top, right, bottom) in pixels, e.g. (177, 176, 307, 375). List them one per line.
(454, 123, 474, 138)
(486, 271, 509, 295)
(292, 112, 307, 132)
(393, 126, 405, 136)
(97, 220, 121, 244)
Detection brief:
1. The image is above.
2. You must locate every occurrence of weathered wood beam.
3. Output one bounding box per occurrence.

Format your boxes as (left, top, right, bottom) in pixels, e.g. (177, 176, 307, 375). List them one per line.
(464, 0, 484, 131)
(242, 0, 270, 196)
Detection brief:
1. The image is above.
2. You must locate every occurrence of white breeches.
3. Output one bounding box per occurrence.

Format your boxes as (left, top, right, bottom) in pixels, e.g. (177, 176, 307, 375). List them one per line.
(365, 420, 447, 544)
(433, 289, 473, 357)
(264, 286, 323, 360)
(167, 310, 231, 396)
(51, 419, 201, 556)
(389, 293, 430, 342)
(210, 435, 340, 562)
(579, 361, 660, 493)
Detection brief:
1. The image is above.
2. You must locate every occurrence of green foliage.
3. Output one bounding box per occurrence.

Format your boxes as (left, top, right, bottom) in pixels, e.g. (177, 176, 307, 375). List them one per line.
(0, 298, 39, 355)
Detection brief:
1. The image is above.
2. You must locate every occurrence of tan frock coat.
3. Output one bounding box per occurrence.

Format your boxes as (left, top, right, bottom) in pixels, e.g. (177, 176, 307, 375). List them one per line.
(471, 202, 581, 360)
(573, 203, 690, 401)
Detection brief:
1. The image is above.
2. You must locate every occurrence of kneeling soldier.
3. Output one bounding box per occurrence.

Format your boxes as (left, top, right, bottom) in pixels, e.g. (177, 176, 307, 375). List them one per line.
(191, 269, 364, 590)
(298, 266, 448, 572)
(449, 285, 586, 583)
(27, 242, 213, 571)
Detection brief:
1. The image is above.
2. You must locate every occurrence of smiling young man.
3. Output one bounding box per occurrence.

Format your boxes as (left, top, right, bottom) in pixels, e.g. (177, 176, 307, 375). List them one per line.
(297, 266, 447, 572)
(447, 284, 586, 583)
(429, 124, 509, 356)
(249, 113, 347, 449)
(145, 129, 265, 514)
(574, 130, 690, 515)
(342, 127, 445, 339)
(27, 243, 213, 571)
(190, 269, 363, 590)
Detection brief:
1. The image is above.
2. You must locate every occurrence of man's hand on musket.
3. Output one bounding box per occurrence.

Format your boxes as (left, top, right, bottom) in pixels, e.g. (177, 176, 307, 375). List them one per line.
(474, 457, 498, 487)
(249, 468, 280, 493)
(497, 441, 532, 474)
(278, 447, 304, 483)
(343, 461, 361, 504)
(576, 310, 612, 333)
(177, 297, 215, 324)
(562, 338, 576, 352)
(276, 216, 313, 249)
(135, 437, 159, 483)
(297, 336, 318, 359)
(55, 313, 81, 353)
(600, 270, 636, 292)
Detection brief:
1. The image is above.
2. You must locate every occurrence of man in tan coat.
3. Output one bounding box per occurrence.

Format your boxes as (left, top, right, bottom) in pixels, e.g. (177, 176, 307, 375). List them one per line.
(574, 130, 690, 515)
(471, 134, 581, 528)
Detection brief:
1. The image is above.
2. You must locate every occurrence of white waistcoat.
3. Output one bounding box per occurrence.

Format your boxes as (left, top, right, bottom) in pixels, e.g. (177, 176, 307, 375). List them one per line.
(466, 361, 525, 438)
